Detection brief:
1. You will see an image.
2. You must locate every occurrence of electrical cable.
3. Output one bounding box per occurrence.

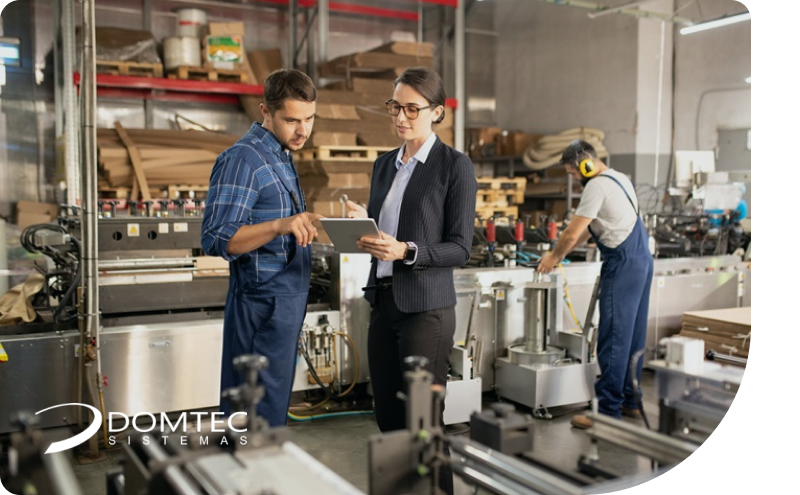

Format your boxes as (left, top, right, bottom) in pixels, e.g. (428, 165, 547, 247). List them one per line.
(54, 236, 82, 324)
(299, 336, 333, 400)
(288, 410, 374, 422)
(291, 329, 363, 414)
(559, 264, 583, 331)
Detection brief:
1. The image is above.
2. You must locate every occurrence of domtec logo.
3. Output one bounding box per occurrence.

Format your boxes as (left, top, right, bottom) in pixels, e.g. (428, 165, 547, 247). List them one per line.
(36, 403, 104, 454)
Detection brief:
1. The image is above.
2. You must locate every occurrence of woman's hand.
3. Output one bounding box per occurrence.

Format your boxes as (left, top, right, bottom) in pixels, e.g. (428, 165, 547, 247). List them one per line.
(357, 232, 407, 261)
(346, 200, 368, 219)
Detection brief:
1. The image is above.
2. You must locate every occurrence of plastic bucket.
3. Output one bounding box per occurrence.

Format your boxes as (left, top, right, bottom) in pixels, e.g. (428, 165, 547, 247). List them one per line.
(176, 8, 207, 38)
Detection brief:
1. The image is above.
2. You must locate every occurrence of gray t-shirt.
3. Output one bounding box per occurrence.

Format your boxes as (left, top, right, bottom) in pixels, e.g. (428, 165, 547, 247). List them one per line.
(574, 170, 639, 248)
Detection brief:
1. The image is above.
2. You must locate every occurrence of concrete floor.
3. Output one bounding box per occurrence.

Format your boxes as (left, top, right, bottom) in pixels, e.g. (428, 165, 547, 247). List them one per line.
(68, 372, 661, 495)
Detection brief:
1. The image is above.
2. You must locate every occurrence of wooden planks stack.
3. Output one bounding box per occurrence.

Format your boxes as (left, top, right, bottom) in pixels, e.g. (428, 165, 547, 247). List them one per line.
(314, 41, 453, 149)
(296, 146, 394, 219)
(97, 123, 238, 200)
(679, 307, 751, 364)
(475, 177, 527, 221)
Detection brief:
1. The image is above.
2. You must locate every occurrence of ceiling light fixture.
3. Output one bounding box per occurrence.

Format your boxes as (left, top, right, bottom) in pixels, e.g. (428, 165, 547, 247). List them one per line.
(745, 77, 751, 84)
(680, 12, 750, 35)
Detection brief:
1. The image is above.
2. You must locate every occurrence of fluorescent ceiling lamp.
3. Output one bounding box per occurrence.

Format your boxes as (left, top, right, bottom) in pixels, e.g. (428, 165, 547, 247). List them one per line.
(680, 12, 750, 35)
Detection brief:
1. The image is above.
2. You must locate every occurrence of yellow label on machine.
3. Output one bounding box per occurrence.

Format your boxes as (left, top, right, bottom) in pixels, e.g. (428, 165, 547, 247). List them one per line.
(0, 342, 8, 362)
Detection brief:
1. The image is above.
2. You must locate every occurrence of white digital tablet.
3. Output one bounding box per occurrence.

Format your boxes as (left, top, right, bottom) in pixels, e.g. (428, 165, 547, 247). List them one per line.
(319, 218, 382, 254)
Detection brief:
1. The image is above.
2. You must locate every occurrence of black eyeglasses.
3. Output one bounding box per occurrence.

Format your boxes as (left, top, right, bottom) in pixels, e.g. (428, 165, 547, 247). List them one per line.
(385, 100, 435, 120)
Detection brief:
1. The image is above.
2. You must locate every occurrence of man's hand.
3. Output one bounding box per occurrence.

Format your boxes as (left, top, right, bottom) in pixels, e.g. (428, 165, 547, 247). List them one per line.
(357, 231, 407, 261)
(537, 252, 559, 274)
(275, 212, 324, 247)
(346, 200, 368, 219)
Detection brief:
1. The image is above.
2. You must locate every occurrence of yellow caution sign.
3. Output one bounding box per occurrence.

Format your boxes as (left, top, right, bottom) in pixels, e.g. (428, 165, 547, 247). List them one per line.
(343, 256, 349, 263)
(128, 223, 140, 237)
(0, 342, 8, 362)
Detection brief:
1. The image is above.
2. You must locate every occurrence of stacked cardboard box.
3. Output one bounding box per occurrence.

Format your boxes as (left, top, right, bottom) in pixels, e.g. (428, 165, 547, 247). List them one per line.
(678, 307, 751, 364)
(296, 148, 395, 226)
(468, 128, 539, 159)
(314, 42, 453, 149)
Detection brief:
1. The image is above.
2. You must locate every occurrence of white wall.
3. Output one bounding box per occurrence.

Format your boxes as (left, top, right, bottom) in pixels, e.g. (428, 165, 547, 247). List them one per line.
(495, 0, 639, 154)
(673, 3, 751, 151)
(494, 0, 751, 185)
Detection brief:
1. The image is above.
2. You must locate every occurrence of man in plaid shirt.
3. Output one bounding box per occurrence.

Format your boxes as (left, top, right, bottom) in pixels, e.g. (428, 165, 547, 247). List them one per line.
(202, 69, 322, 426)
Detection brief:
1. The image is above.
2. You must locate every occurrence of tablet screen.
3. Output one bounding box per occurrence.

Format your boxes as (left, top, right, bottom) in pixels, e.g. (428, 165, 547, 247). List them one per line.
(319, 218, 382, 254)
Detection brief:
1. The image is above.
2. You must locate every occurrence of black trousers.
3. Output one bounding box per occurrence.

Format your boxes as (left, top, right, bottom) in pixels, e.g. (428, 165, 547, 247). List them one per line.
(368, 283, 455, 494)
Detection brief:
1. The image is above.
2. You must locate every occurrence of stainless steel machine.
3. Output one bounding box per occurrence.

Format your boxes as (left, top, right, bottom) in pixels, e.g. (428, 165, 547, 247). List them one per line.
(494, 274, 596, 418)
(369, 357, 685, 495)
(1, 203, 750, 435)
(649, 336, 744, 444)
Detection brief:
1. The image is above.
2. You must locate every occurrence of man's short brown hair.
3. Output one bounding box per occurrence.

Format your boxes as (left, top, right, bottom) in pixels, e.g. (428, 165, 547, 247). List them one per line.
(263, 69, 317, 114)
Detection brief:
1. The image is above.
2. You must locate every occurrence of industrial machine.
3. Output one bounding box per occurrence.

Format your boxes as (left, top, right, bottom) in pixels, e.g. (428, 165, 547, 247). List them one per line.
(1, 196, 750, 436)
(0, 353, 365, 495)
(367, 353, 722, 495)
(650, 336, 744, 444)
(494, 273, 596, 418)
(104, 354, 366, 495)
(0, 209, 360, 434)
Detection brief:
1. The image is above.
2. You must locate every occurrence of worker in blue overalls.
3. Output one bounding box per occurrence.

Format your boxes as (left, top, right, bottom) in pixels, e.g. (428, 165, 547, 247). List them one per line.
(537, 140, 654, 429)
(202, 69, 322, 426)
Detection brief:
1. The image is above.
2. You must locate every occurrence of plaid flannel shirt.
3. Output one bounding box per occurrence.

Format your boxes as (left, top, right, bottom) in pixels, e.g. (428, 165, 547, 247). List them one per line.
(201, 123, 304, 285)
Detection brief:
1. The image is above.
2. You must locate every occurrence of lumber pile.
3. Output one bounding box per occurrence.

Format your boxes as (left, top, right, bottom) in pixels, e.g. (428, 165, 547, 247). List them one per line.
(679, 307, 751, 364)
(314, 41, 453, 149)
(97, 123, 238, 200)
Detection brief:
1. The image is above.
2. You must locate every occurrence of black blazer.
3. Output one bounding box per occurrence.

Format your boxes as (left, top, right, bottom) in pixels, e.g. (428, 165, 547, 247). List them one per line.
(364, 136, 478, 313)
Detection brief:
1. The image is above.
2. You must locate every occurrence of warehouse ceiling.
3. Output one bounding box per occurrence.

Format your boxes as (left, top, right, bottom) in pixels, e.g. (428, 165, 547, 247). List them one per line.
(495, 0, 748, 26)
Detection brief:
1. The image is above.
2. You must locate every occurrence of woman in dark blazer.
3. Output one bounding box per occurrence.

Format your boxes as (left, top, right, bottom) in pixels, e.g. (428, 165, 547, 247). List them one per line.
(346, 67, 478, 440)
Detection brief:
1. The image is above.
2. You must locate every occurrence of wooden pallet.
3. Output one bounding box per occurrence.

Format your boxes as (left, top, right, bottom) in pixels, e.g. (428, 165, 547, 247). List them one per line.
(293, 146, 394, 162)
(475, 205, 519, 221)
(167, 184, 210, 199)
(476, 177, 527, 191)
(167, 66, 248, 83)
(96, 60, 164, 78)
(98, 187, 131, 199)
(477, 189, 524, 205)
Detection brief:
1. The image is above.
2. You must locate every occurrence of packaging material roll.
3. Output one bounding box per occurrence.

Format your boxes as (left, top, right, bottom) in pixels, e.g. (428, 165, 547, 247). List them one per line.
(176, 8, 207, 38)
(164, 36, 201, 70)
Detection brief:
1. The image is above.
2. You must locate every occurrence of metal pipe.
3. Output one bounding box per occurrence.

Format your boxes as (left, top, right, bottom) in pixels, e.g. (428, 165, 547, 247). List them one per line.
(451, 462, 539, 495)
(587, 0, 655, 18)
(706, 350, 747, 366)
(318, 0, 329, 64)
(140, 442, 203, 495)
(585, 413, 697, 466)
(529, 0, 693, 25)
(524, 287, 546, 353)
(417, 1, 423, 43)
(81, 0, 102, 456)
(449, 438, 584, 495)
(41, 452, 83, 495)
(63, 0, 79, 206)
(454, 0, 465, 151)
(288, 0, 298, 69)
